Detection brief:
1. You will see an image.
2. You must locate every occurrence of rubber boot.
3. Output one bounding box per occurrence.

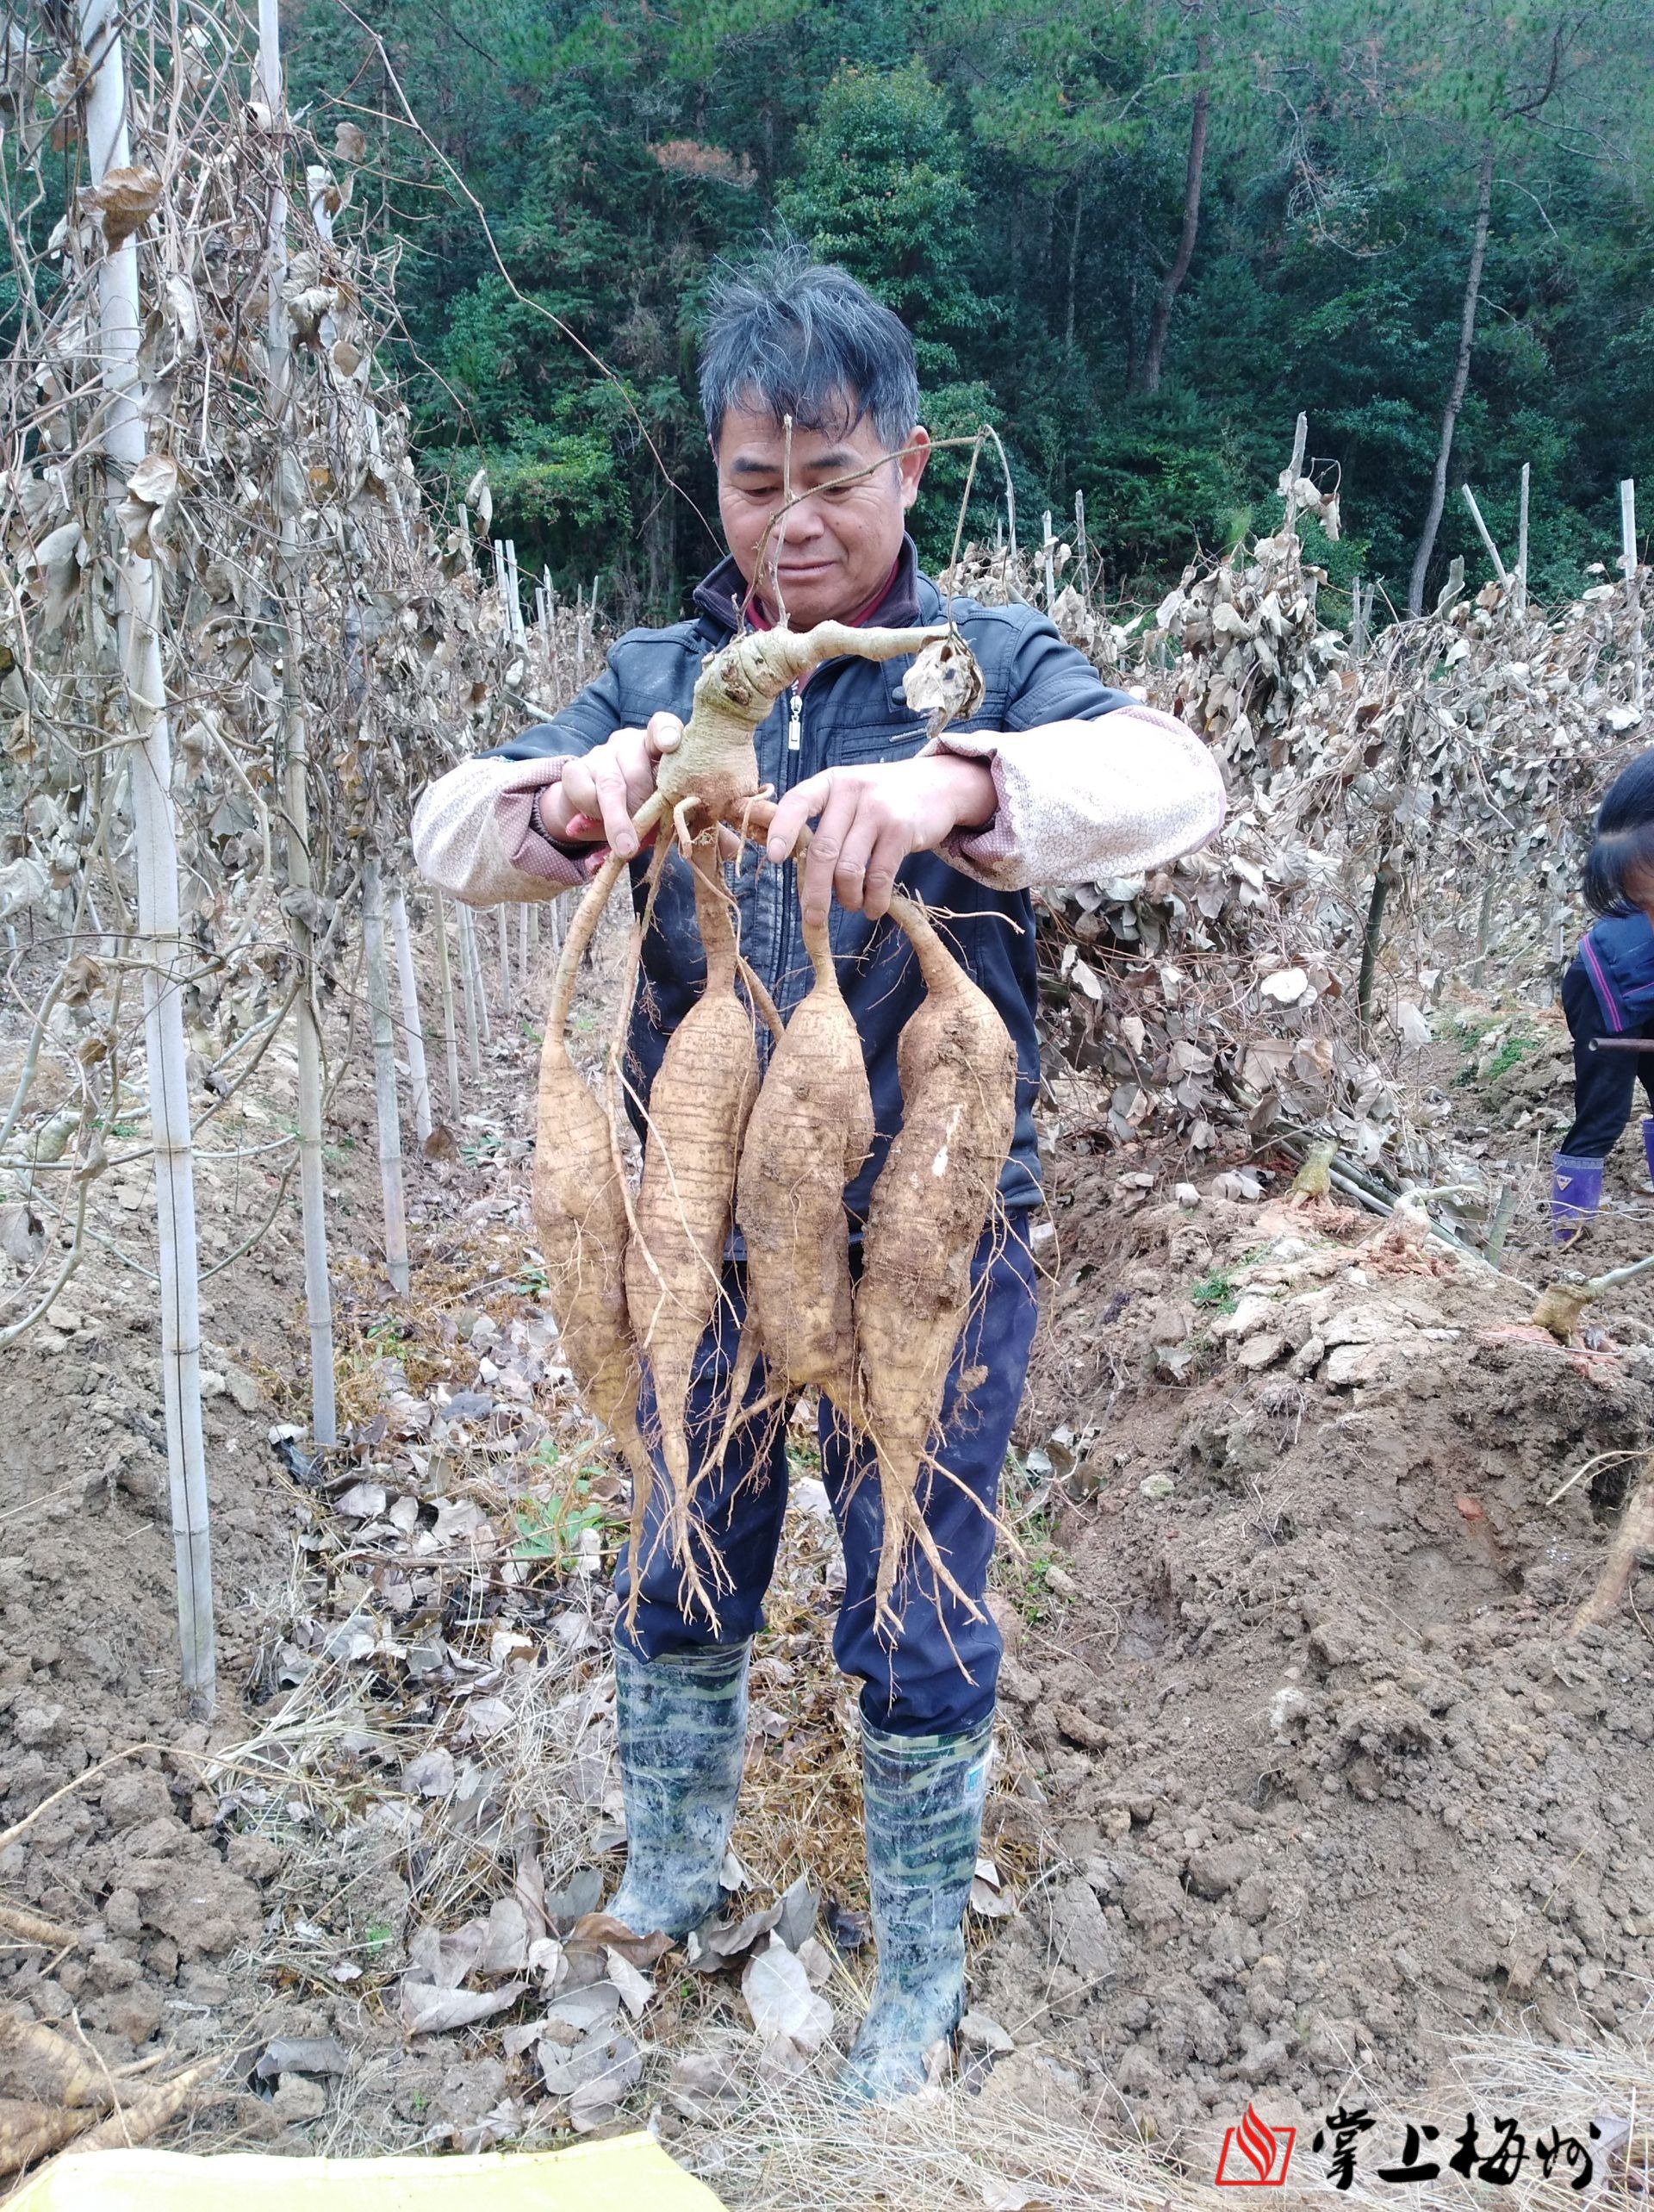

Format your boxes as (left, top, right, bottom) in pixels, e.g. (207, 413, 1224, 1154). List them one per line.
(607, 1639, 749, 1941)
(1642, 1117, 1654, 1192)
(1551, 1153, 1605, 1245)
(841, 1714, 992, 2103)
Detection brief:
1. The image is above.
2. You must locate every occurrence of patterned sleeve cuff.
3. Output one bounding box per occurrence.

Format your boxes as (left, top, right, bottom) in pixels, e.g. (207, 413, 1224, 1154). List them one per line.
(922, 704, 1226, 891)
(494, 757, 590, 891)
(925, 732, 1019, 878)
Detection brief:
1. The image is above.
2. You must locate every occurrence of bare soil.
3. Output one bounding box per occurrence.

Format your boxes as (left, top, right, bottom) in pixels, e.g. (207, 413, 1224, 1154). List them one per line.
(2, 959, 1651, 2195)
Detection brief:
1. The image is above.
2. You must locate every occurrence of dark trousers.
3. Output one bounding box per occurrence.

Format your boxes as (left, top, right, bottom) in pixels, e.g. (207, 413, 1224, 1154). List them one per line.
(613, 1221, 1038, 1737)
(1561, 956, 1654, 1159)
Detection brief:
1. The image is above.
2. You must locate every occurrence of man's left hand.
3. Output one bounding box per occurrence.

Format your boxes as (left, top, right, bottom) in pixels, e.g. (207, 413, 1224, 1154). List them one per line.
(763, 755, 997, 926)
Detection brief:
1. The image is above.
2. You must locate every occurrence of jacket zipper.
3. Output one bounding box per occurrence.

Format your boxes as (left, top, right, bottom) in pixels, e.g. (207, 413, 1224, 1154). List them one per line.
(773, 682, 806, 1007)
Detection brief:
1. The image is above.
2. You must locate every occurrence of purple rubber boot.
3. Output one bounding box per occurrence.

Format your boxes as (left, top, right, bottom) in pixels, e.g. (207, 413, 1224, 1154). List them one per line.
(1643, 1117, 1654, 1191)
(1551, 1154, 1604, 1244)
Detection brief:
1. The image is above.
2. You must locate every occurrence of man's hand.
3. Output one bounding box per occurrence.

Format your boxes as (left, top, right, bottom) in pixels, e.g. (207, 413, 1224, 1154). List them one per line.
(764, 754, 997, 927)
(537, 713, 683, 861)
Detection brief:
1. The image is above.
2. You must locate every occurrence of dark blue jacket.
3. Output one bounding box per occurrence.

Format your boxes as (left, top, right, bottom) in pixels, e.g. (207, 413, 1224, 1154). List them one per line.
(488, 539, 1135, 1219)
(1578, 909, 1654, 1032)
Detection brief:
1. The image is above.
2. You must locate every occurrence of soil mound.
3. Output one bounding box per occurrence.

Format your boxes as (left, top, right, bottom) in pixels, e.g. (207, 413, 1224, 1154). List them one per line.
(985, 1184, 1654, 2150)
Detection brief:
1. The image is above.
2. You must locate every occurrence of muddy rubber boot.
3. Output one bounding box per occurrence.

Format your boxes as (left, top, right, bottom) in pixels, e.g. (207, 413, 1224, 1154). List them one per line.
(1642, 1118, 1654, 1192)
(608, 1639, 749, 1941)
(841, 1714, 992, 2103)
(1551, 1153, 1604, 1244)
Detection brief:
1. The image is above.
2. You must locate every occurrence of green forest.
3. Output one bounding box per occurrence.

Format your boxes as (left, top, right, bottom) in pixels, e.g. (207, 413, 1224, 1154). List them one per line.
(287, 0, 1654, 626)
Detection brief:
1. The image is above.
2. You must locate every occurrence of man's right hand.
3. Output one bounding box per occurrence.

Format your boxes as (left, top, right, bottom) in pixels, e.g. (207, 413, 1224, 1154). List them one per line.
(537, 712, 683, 860)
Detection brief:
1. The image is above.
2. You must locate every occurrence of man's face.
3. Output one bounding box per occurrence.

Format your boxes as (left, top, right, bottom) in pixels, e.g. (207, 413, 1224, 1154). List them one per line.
(714, 397, 930, 630)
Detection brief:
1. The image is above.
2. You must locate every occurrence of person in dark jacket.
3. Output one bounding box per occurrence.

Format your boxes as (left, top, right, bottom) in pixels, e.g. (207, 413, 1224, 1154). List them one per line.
(1553, 750, 1654, 1241)
(413, 248, 1223, 2097)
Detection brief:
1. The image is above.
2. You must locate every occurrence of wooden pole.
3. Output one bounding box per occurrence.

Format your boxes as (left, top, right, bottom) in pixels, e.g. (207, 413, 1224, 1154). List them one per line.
(361, 858, 410, 1295)
(1040, 509, 1057, 610)
(84, 0, 215, 1710)
(1515, 462, 1530, 616)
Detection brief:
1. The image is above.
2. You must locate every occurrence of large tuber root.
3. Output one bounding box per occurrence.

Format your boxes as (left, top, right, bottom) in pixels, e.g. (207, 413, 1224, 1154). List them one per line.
(726, 901, 874, 1435)
(530, 618, 997, 1633)
(532, 844, 658, 1533)
(0, 2097, 95, 2177)
(855, 894, 1017, 1632)
(0, 2011, 110, 2109)
(626, 838, 759, 1575)
(1568, 1457, 1654, 1637)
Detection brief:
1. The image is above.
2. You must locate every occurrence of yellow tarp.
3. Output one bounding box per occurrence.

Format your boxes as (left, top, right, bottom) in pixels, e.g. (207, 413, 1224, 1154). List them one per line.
(8, 2134, 730, 2212)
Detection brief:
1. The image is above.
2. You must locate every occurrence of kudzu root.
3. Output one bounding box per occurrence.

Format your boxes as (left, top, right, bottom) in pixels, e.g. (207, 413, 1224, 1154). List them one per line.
(725, 900, 874, 1437)
(532, 844, 657, 1540)
(854, 894, 1017, 1633)
(625, 836, 759, 1574)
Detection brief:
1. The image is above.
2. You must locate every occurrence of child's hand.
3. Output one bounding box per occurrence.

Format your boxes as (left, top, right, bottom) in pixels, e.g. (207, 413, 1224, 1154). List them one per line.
(764, 754, 997, 926)
(538, 713, 682, 859)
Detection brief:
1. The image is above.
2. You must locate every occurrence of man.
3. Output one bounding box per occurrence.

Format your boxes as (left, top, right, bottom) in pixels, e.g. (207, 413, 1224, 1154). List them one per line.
(413, 246, 1223, 2098)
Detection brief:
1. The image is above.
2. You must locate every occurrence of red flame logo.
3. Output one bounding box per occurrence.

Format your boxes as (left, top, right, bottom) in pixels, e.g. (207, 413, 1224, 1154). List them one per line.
(1236, 2104, 1280, 2181)
(1216, 2103, 1296, 2186)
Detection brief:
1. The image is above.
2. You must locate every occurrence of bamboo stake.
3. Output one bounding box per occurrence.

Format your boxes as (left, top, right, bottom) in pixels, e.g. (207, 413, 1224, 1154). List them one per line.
(518, 899, 531, 1001)
(83, 0, 215, 1712)
(496, 904, 513, 1019)
(1515, 461, 1530, 616)
(1040, 509, 1057, 610)
(1460, 483, 1511, 592)
(389, 882, 432, 1145)
(258, 0, 335, 1450)
(455, 900, 483, 1072)
(464, 900, 493, 1046)
(504, 539, 525, 638)
(432, 893, 462, 1118)
(1280, 412, 1308, 538)
(1621, 478, 1644, 711)
(361, 858, 410, 1294)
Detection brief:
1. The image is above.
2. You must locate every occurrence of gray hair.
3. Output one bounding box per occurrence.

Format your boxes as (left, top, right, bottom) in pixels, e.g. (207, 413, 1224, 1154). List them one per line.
(698, 245, 920, 453)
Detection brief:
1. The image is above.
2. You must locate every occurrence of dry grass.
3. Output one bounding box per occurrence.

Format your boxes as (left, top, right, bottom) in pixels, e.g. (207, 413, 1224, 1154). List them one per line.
(666, 2022, 1652, 2212)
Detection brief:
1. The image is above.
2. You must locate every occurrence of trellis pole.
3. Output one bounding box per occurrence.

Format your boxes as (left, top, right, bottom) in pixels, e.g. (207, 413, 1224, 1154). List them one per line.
(390, 882, 433, 1145)
(1621, 480, 1644, 712)
(83, 0, 215, 1709)
(432, 893, 463, 1118)
(362, 857, 410, 1294)
(455, 901, 484, 1073)
(257, 0, 336, 1449)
